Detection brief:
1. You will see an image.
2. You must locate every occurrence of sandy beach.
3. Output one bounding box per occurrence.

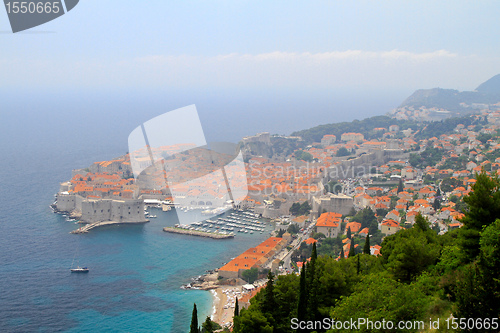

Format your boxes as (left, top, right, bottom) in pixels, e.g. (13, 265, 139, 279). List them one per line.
(211, 285, 242, 328)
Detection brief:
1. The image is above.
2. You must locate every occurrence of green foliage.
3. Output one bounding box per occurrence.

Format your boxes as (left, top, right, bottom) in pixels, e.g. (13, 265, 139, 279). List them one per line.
(477, 132, 493, 144)
(354, 207, 378, 235)
(261, 272, 277, 319)
(241, 267, 259, 284)
(415, 116, 473, 139)
(432, 197, 441, 211)
(234, 298, 239, 317)
(336, 147, 351, 157)
(381, 224, 440, 283)
(228, 172, 500, 333)
(273, 274, 300, 331)
(289, 201, 311, 216)
(201, 316, 216, 333)
(190, 303, 199, 333)
(476, 219, 500, 317)
(453, 263, 488, 321)
(316, 236, 342, 257)
(460, 171, 500, 262)
(291, 115, 418, 144)
(363, 235, 370, 255)
(438, 154, 468, 170)
(414, 212, 430, 232)
(375, 208, 388, 218)
(409, 147, 444, 169)
(311, 232, 326, 240)
(233, 308, 273, 333)
(292, 242, 313, 263)
(269, 136, 306, 157)
(440, 176, 463, 193)
(297, 261, 308, 327)
(325, 180, 341, 194)
(397, 178, 403, 193)
(295, 150, 313, 162)
(286, 223, 300, 235)
(331, 274, 430, 333)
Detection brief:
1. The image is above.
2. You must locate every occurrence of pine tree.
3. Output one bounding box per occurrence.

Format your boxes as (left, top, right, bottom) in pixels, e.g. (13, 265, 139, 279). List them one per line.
(363, 235, 370, 254)
(234, 298, 239, 317)
(346, 226, 352, 239)
(190, 303, 199, 333)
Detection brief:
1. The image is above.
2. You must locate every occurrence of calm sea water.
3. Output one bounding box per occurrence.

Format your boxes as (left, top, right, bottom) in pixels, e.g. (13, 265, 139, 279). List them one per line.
(0, 172, 271, 333)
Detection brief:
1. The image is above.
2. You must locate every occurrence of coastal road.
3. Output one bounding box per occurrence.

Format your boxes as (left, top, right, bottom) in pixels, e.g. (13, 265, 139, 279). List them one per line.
(281, 224, 314, 272)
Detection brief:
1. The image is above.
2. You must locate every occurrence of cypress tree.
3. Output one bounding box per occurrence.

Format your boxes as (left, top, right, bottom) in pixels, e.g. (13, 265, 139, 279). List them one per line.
(346, 226, 352, 239)
(340, 246, 344, 259)
(348, 243, 354, 258)
(363, 235, 370, 254)
(397, 178, 404, 193)
(432, 198, 441, 211)
(190, 303, 199, 333)
(308, 243, 319, 321)
(262, 271, 276, 318)
(311, 242, 317, 261)
(357, 254, 361, 275)
(297, 262, 308, 327)
(234, 298, 239, 317)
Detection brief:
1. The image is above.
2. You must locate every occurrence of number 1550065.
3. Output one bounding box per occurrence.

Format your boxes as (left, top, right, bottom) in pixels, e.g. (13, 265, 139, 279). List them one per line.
(5, 1, 62, 14)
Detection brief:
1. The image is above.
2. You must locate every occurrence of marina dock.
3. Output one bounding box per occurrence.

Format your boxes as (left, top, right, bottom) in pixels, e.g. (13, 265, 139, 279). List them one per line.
(163, 227, 234, 239)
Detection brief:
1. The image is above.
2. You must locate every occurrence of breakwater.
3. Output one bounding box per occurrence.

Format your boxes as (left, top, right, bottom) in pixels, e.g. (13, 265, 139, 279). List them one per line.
(163, 227, 234, 239)
(70, 220, 149, 234)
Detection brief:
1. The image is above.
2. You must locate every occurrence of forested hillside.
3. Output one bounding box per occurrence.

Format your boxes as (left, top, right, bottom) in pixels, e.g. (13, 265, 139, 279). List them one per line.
(232, 172, 500, 333)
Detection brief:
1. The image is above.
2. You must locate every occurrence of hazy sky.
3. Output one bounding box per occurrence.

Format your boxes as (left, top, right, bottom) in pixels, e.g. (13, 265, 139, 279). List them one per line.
(1, 1, 500, 93)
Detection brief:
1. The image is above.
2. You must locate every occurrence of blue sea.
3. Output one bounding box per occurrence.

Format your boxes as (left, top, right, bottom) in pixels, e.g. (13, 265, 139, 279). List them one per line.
(0, 89, 401, 332)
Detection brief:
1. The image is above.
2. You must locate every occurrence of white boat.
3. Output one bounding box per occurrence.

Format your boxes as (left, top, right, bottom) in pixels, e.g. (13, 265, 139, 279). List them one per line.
(71, 242, 88, 273)
(71, 266, 89, 273)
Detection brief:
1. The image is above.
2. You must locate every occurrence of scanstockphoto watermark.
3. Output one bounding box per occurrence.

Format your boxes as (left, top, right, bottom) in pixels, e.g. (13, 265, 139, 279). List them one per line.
(291, 317, 500, 331)
(3, 0, 79, 33)
(291, 317, 427, 331)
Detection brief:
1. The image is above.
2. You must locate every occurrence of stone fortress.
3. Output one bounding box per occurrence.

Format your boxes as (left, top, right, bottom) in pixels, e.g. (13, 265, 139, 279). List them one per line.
(56, 192, 147, 224)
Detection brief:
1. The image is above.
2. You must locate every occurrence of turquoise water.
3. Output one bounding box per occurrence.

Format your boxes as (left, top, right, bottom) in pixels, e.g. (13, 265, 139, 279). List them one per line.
(0, 197, 271, 332)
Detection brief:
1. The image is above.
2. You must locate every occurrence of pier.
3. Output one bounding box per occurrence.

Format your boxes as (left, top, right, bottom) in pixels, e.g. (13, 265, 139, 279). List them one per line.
(163, 227, 234, 239)
(70, 220, 148, 234)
